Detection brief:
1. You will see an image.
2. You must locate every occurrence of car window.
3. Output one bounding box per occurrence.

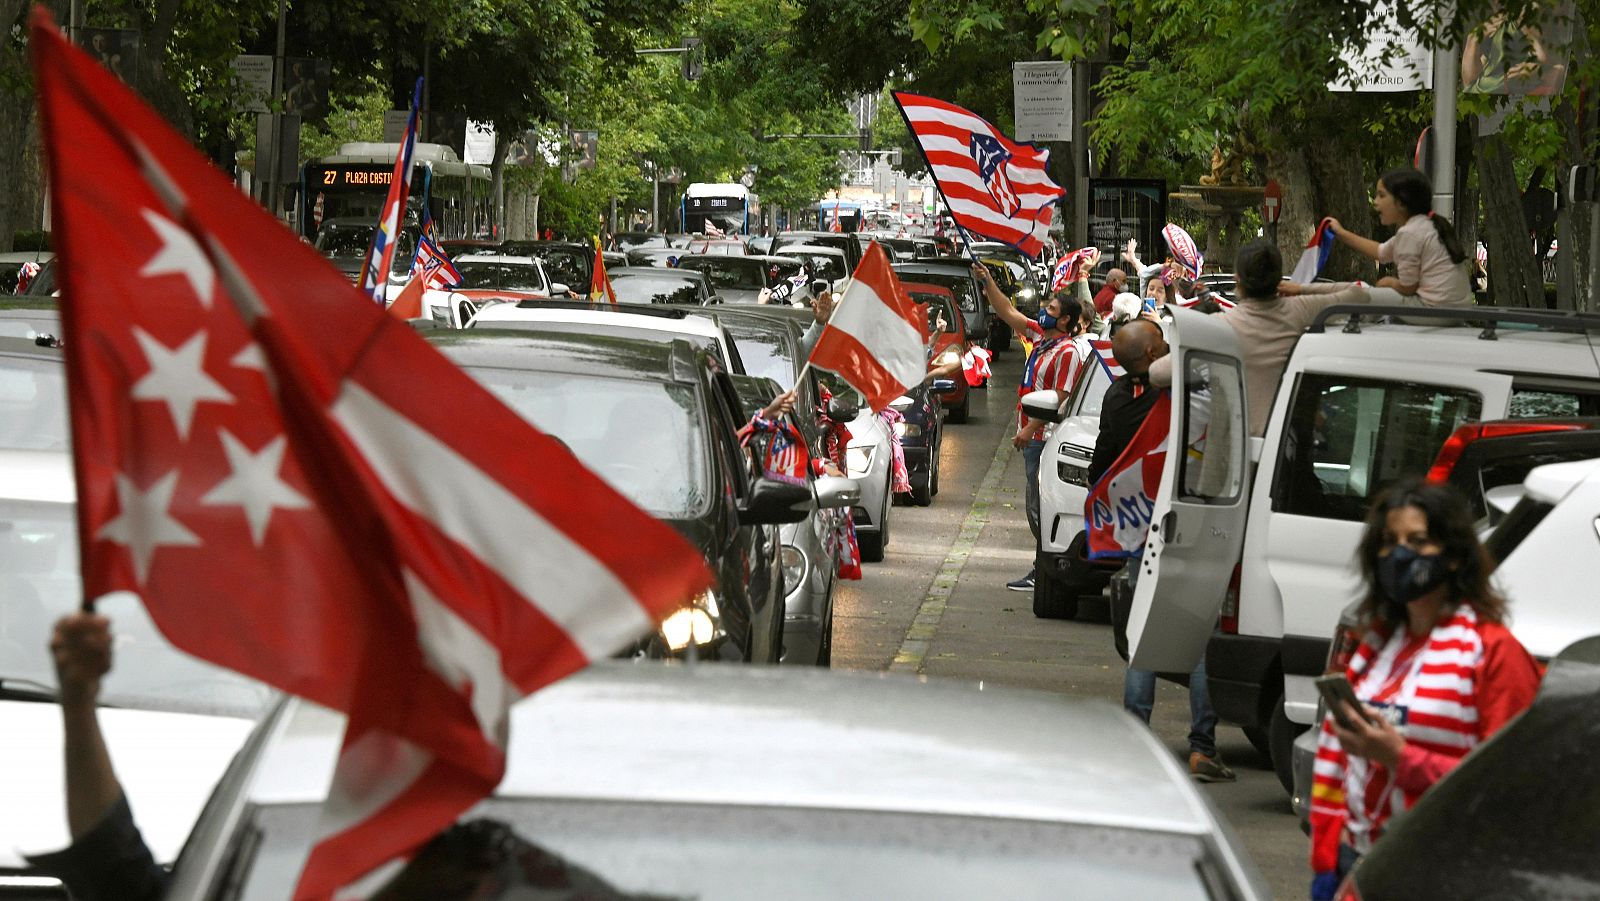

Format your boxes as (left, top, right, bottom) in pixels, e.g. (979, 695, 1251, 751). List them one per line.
(0, 354, 68, 451)
(468, 367, 711, 518)
(1069, 360, 1111, 419)
(539, 249, 587, 288)
(1507, 388, 1597, 418)
(681, 259, 764, 290)
(724, 324, 794, 388)
(456, 262, 545, 292)
(226, 800, 1232, 901)
(610, 276, 702, 306)
(1179, 353, 1246, 503)
(1273, 375, 1483, 521)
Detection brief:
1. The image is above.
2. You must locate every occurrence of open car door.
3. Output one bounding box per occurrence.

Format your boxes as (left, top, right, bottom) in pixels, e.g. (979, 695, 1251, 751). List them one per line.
(1126, 306, 1250, 673)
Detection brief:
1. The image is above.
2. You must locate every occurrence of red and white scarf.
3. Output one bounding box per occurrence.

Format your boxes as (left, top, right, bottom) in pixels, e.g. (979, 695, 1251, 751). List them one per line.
(1309, 605, 1487, 871)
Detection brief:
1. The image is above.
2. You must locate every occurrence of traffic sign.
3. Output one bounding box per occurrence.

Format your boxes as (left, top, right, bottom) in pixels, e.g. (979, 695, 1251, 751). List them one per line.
(1262, 178, 1283, 224)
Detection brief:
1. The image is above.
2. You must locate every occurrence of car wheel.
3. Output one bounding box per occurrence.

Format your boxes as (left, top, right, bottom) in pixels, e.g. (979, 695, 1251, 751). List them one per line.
(930, 440, 941, 497)
(816, 593, 833, 668)
(947, 392, 970, 423)
(1032, 569, 1080, 619)
(1242, 725, 1272, 761)
(858, 526, 886, 562)
(1269, 694, 1306, 794)
(911, 451, 934, 506)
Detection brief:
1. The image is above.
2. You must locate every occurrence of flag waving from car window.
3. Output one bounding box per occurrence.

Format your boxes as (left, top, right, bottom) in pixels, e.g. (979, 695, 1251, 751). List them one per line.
(30, 11, 711, 898)
(358, 78, 422, 304)
(893, 92, 1065, 259)
(806, 242, 928, 412)
(1084, 393, 1172, 560)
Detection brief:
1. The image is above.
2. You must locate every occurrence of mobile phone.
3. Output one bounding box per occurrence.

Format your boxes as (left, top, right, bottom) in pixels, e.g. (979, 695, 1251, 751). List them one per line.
(1314, 674, 1370, 730)
(811, 279, 829, 295)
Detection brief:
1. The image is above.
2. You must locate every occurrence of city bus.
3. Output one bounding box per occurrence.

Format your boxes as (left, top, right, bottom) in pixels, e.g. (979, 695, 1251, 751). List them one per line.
(298, 142, 493, 244)
(681, 182, 751, 235)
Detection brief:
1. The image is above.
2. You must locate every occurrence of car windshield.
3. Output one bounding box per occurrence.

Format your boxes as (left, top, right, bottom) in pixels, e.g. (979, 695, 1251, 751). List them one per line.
(0, 354, 68, 451)
(0, 498, 274, 718)
(912, 295, 959, 335)
(456, 261, 546, 293)
(901, 273, 979, 313)
(723, 323, 794, 388)
(232, 801, 1230, 901)
(464, 368, 710, 518)
(611, 275, 702, 306)
(678, 258, 766, 290)
(313, 222, 373, 256)
(777, 252, 843, 281)
(539, 249, 587, 288)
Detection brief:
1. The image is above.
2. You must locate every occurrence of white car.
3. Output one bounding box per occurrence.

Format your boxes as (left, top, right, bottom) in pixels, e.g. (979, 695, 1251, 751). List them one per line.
(0, 339, 274, 889)
(467, 304, 745, 374)
(1116, 303, 1600, 792)
(164, 665, 1269, 900)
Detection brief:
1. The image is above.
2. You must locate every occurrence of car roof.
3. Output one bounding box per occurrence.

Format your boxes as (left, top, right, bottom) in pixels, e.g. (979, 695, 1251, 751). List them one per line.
(1290, 319, 1600, 383)
(608, 267, 700, 279)
(1522, 456, 1600, 503)
(454, 254, 539, 266)
(469, 305, 726, 341)
(244, 665, 1218, 835)
(425, 329, 701, 383)
(894, 261, 975, 276)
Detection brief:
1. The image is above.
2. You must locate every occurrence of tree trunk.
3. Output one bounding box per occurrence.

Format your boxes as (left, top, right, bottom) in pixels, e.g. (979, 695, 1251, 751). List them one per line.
(490, 135, 507, 239)
(1477, 132, 1543, 307)
(1554, 92, 1595, 312)
(0, 0, 45, 253)
(1268, 143, 1374, 282)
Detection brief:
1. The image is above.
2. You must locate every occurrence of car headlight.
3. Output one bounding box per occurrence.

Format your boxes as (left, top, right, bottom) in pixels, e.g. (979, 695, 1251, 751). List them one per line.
(780, 545, 806, 594)
(1057, 461, 1090, 487)
(935, 349, 961, 366)
(893, 421, 922, 438)
(846, 446, 874, 476)
(661, 588, 723, 652)
(1016, 287, 1037, 300)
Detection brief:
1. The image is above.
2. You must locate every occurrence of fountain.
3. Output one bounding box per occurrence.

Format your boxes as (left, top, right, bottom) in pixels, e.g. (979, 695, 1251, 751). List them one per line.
(1170, 146, 1263, 270)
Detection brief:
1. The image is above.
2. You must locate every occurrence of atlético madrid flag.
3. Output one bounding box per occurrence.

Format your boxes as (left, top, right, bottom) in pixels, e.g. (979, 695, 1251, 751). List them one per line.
(1085, 393, 1172, 560)
(30, 10, 710, 898)
(893, 91, 1065, 258)
(807, 242, 928, 411)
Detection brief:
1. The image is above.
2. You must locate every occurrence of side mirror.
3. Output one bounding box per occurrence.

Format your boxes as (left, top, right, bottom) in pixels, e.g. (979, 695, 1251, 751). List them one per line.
(827, 394, 861, 422)
(739, 478, 811, 525)
(1020, 388, 1066, 424)
(550, 282, 571, 297)
(813, 475, 861, 510)
(930, 378, 957, 393)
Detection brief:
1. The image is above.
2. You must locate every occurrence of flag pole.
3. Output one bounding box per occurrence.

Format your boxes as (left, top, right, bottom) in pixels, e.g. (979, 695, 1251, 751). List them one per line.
(889, 92, 983, 268)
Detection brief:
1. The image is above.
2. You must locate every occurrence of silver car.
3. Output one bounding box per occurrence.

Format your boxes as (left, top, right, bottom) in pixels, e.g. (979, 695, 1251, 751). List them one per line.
(165, 665, 1270, 900)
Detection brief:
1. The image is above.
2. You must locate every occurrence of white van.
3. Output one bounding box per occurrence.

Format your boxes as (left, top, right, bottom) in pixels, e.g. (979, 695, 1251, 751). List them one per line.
(1034, 304, 1600, 790)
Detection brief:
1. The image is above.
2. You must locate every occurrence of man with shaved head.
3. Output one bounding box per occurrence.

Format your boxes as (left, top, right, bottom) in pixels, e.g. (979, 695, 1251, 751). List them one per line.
(1092, 267, 1127, 317)
(1090, 317, 1235, 783)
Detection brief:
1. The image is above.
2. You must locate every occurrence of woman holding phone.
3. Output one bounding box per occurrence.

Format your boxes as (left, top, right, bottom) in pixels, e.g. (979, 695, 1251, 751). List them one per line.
(1308, 478, 1541, 900)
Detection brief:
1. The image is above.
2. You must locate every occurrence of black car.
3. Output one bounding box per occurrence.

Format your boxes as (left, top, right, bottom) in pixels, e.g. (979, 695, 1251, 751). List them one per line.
(892, 262, 991, 349)
(428, 330, 800, 663)
(887, 376, 946, 507)
(612, 232, 667, 251)
(625, 247, 689, 268)
(609, 266, 717, 306)
(772, 231, 863, 272)
(501, 240, 592, 293)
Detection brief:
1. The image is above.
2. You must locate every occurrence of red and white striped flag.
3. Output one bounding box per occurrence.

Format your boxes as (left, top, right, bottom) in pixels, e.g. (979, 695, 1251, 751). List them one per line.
(1085, 393, 1171, 560)
(806, 242, 928, 412)
(893, 91, 1065, 259)
(30, 12, 712, 898)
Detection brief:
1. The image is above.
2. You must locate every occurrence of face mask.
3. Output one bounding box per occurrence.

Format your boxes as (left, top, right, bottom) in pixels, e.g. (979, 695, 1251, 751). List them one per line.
(1036, 309, 1058, 330)
(1376, 545, 1450, 607)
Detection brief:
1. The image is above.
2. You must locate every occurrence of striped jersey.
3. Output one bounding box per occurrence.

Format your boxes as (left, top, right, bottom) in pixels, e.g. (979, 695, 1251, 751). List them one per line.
(1309, 604, 1541, 873)
(1017, 322, 1090, 431)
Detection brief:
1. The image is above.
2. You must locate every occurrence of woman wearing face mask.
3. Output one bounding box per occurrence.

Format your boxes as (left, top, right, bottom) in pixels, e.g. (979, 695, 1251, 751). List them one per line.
(1307, 478, 1541, 900)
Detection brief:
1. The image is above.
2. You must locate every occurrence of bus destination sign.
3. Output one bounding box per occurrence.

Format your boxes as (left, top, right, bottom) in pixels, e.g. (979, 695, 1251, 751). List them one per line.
(308, 163, 396, 191)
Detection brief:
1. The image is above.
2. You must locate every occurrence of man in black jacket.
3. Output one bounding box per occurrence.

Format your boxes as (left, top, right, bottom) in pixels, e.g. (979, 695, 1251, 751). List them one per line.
(1092, 319, 1235, 783)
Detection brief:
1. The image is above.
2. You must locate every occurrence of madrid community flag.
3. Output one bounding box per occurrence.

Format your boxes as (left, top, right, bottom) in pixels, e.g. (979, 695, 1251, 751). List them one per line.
(31, 11, 711, 898)
(806, 242, 928, 411)
(590, 237, 617, 305)
(1290, 217, 1338, 284)
(893, 91, 1065, 258)
(358, 78, 422, 304)
(1085, 393, 1172, 559)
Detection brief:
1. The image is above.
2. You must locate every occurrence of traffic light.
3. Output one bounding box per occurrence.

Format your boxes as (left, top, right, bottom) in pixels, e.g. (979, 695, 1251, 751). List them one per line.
(858, 127, 870, 153)
(682, 37, 703, 81)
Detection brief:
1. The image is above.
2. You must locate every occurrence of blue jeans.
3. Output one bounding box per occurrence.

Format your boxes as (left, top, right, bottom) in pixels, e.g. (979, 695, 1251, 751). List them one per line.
(1122, 547, 1219, 758)
(1023, 438, 1045, 543)
(1123, 660, 1218, 758)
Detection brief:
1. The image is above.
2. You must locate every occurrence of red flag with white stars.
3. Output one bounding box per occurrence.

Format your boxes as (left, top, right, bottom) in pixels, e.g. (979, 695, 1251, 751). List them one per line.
(31, 10, 711, 898)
